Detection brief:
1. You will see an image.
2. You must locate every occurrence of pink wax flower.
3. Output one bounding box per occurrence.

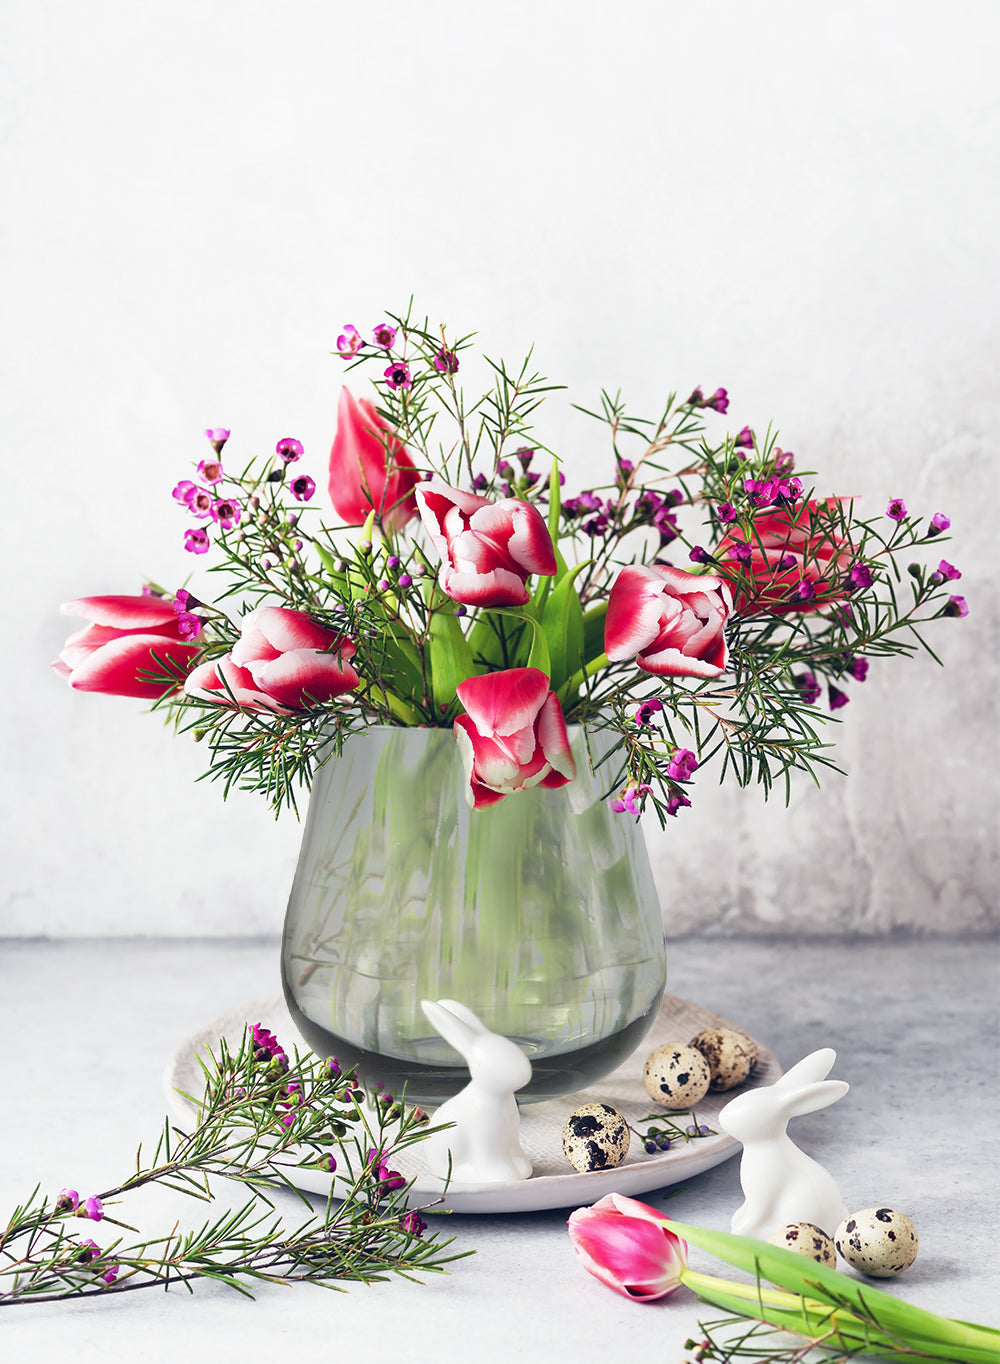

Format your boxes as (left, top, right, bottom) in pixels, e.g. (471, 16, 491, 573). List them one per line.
(76, 1239, 102, 1264)
(415, 480, 557, 609)
(172, 479, 197, 506)
(276, 437, 304, 464)
(744, 477, 779, 508)
(453, 668, 576, 810)
(184, 605, 359, 714)
(847, 655, 869, 681)
(204, 427, 230, 453)
(401, 1211, 426, 1237)
(734, 426, 754, 449)
(886, 497, 908, 522)
(56, 1188, 80, 1213)
(372, 323, 397, 350)
(384, 361, 412, 391)
(666, 748, 698, 781)
(665, 790, 691, 817)
(829, 684, 849, 710)
(184, 527, 211, 554)
(211, 497, 241, 529)
(943, 595, 969, 617)
(433, 346, 459, 374)
(934, 560, 961, 582)
(567, 1193, 688, 1303)
(708, 387, 729, 413)
(54, 595, 202, 698)
(101, 1265, 120, 1285)
(716, 499, 852, 616)
(634, 698, 663, 726)
(929, 512, 951, 534)
(605, 564, 731, 679)
(186, 487, 215, 519)
(197, 458, 225, 485)
(328, 386, 420, 530)
(336, 324, 363, 358)
(610, 785, 652, 815)
(77, 1196, 104, 1221)
(290, 475, 316, 502)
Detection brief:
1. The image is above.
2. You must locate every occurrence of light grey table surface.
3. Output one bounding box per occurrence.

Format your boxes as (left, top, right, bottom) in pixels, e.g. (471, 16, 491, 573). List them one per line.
(2, 936, 997, 1363)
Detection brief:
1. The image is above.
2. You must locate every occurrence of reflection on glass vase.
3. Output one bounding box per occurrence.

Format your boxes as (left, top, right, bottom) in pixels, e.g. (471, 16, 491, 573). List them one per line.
(281, 725, 665, 1105)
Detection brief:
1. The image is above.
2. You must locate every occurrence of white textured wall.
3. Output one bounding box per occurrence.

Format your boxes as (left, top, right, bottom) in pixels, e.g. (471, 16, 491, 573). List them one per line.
(3, 1, 997, 937)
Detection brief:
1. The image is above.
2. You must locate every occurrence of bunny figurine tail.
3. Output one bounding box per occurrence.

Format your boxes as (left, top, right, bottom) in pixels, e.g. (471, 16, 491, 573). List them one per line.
(718, 1047, 850, 1239)
(419, 999, 533, 1184)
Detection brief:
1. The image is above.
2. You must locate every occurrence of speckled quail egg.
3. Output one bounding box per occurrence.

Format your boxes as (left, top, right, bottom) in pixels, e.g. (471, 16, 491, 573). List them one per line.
(562, 1103, 631, 1172)
(835, 1208, 919, 1277)
(642, 1043, 712, 1109)
(689, 1027, 758, 1092)
(768, 1222, 837, 1266)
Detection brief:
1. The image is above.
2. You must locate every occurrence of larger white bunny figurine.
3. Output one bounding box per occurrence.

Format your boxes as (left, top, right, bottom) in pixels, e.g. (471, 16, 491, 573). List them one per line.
(718, 1047, 849, 1239)
(419, 999, 533, 1183)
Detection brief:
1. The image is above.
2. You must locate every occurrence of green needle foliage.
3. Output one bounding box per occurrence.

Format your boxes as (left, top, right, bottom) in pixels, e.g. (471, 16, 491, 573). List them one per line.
(0, 1026, 464, 1306)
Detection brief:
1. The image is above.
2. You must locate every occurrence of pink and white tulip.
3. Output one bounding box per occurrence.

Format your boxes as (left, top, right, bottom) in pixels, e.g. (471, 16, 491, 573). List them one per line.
(54, 595, 202, 698)
(416, 481, 557, 609)
(605, 564, 732, 678)
(328, 386, 420, 530)
(716, 498, 852, 615)
(567, 1193, 688, 1303)
(184, 606, 359, 713)
(453, 667, 575, 809)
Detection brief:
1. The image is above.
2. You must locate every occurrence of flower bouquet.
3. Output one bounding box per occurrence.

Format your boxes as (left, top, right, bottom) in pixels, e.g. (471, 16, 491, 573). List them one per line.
(54, 306, 966, 1099)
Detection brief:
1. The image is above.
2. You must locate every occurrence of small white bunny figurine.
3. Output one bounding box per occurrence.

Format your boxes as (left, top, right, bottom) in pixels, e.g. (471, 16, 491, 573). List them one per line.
(419, 999, 533, 1183)
(718, 1047, 849, 1239)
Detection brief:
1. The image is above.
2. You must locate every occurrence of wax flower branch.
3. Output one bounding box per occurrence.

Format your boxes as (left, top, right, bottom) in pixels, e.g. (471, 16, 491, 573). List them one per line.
(0, 1025, 458, 1306)
(54, 306, 967, 820)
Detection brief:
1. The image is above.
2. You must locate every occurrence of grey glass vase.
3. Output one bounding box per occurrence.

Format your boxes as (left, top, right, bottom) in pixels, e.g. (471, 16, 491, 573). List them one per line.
(281, 725, 666, 1105)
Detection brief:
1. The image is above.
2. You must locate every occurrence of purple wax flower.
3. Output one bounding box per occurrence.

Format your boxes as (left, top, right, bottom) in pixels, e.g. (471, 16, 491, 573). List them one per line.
(610, 785, 652, 815)
(634, 699, 664, 727)
(773, 448, 796, 473)
(210, 497, 241, 530)
(401, 1212, 427, 1237)
(101, 1265, 120, 1285)
(472, 472, 489, 492)
(829, 685, 850, 710)
(666, 749, 698, 781)
(174, 610, 202, 640)
(184, 527, 211, 555)
(583, 512, 610, 537)
(336, 325, 363, 358)
(777, 476, 803, 502)
(204, 427, 230, 453)
(734, 426, 754, 449)
(397, 573, 413, 587)
(795, 671, 821, 705)
(727, 541, 752, 563)
(318, 1153, 337, 1173)
(689, 545, 712, 564)
(665, 791, 691, 817)
(744, 477, 779, 508)
(848, 562, 875, 590)
(795, 579, 817, 601)
(716, 502, 737, 524)
(929, 512, 951, 534)
(290, 475, 316, 502)
(686, 386, 704, 406)
(935, 559, 961, 581)
(708, 387, 729, 413)
(886, 497, 908, 522)
(76, 1239, 102, 1264)
(515, 446, 535, 469)
(56, 1188, 80, 1213)
(943, 595, 969, 617)
(847, 656, 869, 682)
(384, 361, 411, 392)
(372, 323, 398, 350)
(276, 437, 304, 463)
(197, 458, 225, 485)
(251, 1022, 288, 1069)
(433, 347, 459, 374)
(77, 1196, 104, 1222)
(496, 460, 514, 480)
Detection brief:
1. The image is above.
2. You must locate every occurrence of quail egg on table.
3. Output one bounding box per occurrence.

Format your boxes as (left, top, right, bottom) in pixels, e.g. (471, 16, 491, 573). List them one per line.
(835, 1208, 919, 1277)
(562, 1103, 630, 1172)
(689, 1026, 758, 1092)
(768, 1222, 837, 1266)
(642, 1042, 711, 1109)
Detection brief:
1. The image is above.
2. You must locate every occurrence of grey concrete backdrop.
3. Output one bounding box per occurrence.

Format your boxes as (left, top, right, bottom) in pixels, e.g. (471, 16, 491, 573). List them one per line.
(3, 1, 997, 936)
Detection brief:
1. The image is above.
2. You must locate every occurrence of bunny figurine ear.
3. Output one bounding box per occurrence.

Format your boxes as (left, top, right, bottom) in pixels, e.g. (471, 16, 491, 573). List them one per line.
(774, 1047, 838, 1089)
(420, 999, 480, 1057)
(781, 1079, 850, 1119)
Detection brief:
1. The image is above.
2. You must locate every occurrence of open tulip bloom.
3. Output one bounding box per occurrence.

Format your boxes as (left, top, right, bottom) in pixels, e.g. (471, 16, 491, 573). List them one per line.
(55, 307, 966, 816)
(567, 1198, 998, 1363)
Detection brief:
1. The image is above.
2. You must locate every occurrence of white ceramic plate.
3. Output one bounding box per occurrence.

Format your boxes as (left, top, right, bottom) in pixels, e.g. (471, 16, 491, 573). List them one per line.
(164, 993, 779, 1214)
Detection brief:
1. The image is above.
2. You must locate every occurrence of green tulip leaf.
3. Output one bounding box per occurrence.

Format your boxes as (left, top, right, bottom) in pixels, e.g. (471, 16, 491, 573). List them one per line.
(427, 605, 478, 713)
(540, 560, 587, 692)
